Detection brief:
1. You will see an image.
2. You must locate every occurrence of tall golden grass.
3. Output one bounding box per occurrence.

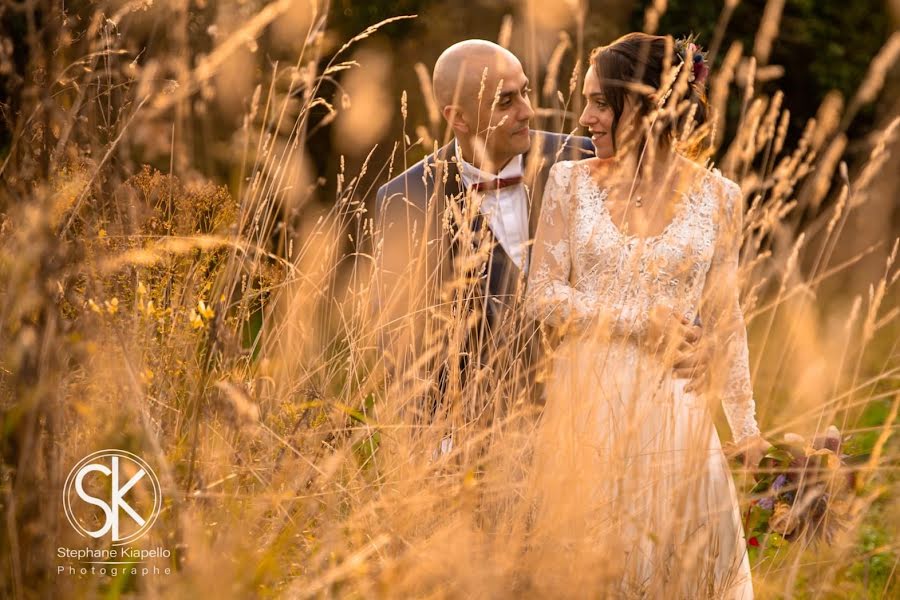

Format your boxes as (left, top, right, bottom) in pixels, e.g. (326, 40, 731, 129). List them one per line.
(0, 1, 897, 598)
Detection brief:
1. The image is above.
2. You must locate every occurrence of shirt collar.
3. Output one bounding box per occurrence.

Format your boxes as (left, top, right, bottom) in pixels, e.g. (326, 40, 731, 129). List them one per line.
(454, 141, 523, 185)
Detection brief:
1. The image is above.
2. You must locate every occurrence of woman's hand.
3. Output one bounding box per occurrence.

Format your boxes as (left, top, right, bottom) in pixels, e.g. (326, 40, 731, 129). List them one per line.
(725, 434, 773, 471)
(646, 304, 696, 347)
(645, 305, 707, 389)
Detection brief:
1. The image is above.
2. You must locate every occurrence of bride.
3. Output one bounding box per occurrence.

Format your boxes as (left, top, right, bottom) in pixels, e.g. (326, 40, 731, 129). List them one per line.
(521, 33, 770, 598)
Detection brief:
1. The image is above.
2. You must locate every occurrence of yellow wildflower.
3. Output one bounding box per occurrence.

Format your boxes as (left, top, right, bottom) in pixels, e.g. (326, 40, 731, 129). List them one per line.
(197, 299, 215, 320)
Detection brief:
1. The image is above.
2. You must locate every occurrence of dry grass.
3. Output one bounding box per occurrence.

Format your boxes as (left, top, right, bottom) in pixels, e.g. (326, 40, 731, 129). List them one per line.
(0, 1, 897, 598)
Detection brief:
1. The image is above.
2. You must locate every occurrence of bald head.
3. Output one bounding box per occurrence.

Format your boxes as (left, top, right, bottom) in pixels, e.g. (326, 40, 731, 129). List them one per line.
(433, 40, 523, 109)
(432, 40, 534, 172)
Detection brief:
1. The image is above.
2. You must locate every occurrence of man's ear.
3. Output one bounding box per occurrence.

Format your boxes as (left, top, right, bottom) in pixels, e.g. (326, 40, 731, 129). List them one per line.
(442, 105, 469, 134)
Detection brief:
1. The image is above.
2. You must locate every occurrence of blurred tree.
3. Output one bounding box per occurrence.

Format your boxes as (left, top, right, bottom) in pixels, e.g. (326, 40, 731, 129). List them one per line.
(648, 0, 892, 148)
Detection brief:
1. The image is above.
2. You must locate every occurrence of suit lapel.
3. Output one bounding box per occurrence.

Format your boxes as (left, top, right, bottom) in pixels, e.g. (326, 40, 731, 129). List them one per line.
(438, 140, 463, 199)
(427, 141, 470, 263)
(440, 141, 521, 308)
(443, 135, 550, 282)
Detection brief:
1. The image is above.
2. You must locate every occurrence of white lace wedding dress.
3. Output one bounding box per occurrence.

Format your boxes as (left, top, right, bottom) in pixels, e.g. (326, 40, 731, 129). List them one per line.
(522, 160, 759, 599)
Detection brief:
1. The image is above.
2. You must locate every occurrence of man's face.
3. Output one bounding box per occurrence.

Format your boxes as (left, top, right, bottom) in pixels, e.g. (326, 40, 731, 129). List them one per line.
(458, 54, 534, 165)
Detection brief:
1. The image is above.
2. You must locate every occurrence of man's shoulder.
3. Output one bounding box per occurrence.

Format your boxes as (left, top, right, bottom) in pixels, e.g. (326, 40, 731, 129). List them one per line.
(376, 143, 455, 204)
(530, 130, 594, 161)
(377, 157, 427, 203)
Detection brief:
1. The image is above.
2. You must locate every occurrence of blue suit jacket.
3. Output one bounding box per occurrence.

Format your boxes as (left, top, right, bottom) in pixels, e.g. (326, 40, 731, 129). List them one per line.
(373, 131, 593, 416)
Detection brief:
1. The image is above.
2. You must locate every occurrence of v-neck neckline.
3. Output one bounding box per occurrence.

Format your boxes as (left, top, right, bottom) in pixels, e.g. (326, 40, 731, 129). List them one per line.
(578, 162, 707, 244)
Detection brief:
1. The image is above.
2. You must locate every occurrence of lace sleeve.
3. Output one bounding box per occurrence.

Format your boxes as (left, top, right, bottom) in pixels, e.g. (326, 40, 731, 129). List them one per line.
(524, 162, 597, 327)
(704, 176, 761, 443)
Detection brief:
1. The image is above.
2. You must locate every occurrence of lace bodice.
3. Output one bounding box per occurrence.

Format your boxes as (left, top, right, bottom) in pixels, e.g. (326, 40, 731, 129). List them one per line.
(525, 160, 761, 443)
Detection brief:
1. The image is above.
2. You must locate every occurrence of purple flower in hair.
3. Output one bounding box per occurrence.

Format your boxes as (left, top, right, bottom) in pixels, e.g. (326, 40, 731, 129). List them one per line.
(693, 55, 709, 85)
(758, 496, 775, 510)
(676, 37, 709, 86)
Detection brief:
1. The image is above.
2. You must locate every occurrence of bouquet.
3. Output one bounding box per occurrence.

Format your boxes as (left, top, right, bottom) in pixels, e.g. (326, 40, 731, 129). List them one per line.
(744, 426, 856, 546)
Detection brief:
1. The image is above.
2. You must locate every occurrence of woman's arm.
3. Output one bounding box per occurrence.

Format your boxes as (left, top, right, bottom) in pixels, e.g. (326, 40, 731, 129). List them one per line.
(701, 176, 762, 443)
(524, 162, 597, 327)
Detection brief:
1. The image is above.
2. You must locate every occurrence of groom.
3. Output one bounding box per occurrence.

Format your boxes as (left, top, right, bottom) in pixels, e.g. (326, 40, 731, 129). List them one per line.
(373, 40, 593, 451)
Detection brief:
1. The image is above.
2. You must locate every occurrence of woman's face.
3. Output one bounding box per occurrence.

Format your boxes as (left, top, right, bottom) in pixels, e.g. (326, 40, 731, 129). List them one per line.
(579, 65, 637, 159)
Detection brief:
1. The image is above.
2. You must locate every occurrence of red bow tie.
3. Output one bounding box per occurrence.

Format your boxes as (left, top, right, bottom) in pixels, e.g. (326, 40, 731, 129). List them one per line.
(469, 176, 523, 192)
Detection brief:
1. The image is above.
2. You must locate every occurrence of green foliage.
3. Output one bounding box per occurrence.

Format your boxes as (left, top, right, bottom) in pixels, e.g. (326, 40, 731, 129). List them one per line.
(844, 399, 894, 457)
(350, 393, 381, 470)
(837, 518, 898, 598)
(327, 0, 429, 49)
(649, 0, 890, 144)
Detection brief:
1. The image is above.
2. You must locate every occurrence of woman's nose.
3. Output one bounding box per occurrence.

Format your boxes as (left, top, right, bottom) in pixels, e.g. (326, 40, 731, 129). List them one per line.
(579, 107, 594, 128)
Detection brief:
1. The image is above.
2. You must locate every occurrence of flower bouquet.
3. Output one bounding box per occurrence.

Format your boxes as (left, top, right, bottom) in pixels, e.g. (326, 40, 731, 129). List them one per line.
(744, 426, 857, 547)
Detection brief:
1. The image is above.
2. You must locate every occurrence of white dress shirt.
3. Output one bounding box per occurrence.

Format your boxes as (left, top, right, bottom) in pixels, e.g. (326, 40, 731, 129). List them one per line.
(454, 143, 530, 273)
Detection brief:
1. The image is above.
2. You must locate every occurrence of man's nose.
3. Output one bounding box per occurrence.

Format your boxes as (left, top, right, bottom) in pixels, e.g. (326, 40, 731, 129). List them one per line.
(519, 96, 535, 122)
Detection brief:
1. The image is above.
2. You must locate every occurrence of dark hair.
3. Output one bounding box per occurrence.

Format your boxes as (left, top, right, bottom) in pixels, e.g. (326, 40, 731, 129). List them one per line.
(589, 32, 710, 158)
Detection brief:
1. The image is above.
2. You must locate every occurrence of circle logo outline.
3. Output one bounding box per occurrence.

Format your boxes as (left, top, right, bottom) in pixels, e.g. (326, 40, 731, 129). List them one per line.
(62, 449, 162, 546)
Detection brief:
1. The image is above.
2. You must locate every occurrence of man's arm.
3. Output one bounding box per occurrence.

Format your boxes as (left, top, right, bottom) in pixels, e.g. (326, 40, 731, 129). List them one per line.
(371, 167, 448, 399)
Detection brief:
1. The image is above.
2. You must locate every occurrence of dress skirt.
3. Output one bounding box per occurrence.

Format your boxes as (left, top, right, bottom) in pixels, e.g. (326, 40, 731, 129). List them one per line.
(521, 336, 754, 599)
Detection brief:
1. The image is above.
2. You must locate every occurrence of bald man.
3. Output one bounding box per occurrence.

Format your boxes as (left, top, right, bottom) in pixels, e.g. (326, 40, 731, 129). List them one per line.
(373, 40, 592, 451)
